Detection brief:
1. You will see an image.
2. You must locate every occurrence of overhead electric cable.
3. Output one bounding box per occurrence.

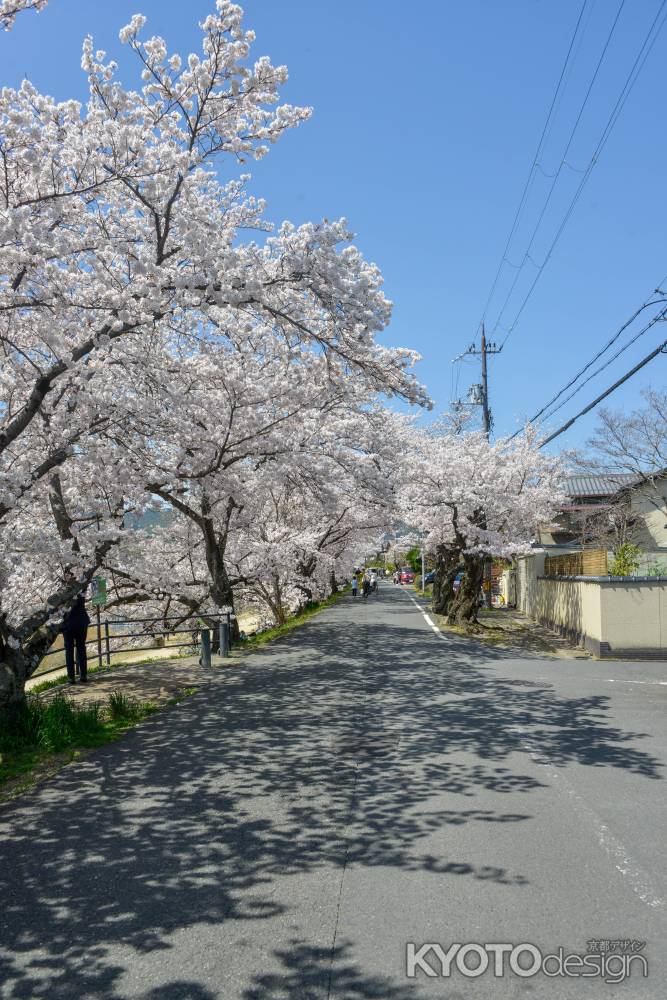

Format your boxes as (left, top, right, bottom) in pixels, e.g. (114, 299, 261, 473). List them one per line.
(497, 0, 667, 348)
(504, 277, 667, 441)
(491, 0, 626, 339)
(538, 306, 667, 424)
(479, 0, 591, 325)
(538, 340, 667, 447)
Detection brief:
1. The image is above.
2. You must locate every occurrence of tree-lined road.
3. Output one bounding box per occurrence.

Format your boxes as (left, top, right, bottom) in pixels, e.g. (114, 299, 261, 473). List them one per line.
(1, 584, 666, 999)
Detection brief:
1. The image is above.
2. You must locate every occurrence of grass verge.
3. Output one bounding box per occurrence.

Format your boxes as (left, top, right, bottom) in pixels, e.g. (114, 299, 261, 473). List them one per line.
(237, 588, 350, 651)
(0, 687, 196, 804)
(432, 607, 557, 653)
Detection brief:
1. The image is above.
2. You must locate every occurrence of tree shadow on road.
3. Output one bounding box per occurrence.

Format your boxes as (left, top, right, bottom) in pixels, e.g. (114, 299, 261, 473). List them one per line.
(0, 591, 662, 998)
(243, 939, 434, 1000)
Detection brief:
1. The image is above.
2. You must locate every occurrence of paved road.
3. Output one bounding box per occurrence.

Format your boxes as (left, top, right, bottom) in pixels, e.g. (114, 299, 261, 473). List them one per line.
(1, 584, 666, 999)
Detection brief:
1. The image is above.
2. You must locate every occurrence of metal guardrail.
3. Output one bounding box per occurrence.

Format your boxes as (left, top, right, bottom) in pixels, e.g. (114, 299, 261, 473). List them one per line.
(38, 612, 232, 678)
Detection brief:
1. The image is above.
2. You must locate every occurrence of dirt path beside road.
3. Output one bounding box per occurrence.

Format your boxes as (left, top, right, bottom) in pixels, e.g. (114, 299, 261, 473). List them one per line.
(34, 656, 220, 707)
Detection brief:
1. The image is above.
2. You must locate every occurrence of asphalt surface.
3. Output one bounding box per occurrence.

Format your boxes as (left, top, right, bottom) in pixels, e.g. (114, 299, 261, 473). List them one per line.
(1, 584, 666, 999)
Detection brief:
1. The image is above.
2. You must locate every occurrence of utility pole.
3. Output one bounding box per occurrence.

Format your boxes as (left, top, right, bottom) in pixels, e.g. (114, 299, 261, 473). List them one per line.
(480, 324, 491, 438)
(452, 324, 501, 438)
(451, 326, 502, 608)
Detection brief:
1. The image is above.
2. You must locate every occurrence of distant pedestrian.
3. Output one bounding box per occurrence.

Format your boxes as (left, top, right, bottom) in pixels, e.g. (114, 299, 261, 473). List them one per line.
(351, 576, 358, 597)
(362, 577, 371, 599)
(61, 594, 91, 684)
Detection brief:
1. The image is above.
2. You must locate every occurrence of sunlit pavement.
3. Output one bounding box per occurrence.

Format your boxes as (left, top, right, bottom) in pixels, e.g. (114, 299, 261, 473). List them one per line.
(1, 584, 666, 998)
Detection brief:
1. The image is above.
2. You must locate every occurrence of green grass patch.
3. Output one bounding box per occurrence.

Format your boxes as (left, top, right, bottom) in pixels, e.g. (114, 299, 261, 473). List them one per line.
(164, 686, 198, 706)
(0, 687, 197, 803)
(238, 588, 349, 651)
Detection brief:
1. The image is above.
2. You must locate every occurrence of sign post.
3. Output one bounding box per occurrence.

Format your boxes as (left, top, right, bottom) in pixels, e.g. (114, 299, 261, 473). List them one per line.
(90, 577, 107, 670)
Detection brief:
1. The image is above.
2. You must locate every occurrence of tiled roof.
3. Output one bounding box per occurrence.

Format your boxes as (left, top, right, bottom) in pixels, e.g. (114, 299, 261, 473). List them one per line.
(564, 473, 638, 498)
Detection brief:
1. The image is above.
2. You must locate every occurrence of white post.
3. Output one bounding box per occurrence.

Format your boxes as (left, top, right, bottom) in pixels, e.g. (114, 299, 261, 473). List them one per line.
(421, 547, 425, 593)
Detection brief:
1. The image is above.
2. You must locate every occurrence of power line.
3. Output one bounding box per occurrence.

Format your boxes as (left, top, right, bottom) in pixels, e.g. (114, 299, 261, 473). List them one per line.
(497, 0, 667, 348)
(538, 306, 667, 424)
(479, 0, 591, 325)
(491, 0, 626, 340)
(538, 339, 667, 447)
(505, 278, 667, 441)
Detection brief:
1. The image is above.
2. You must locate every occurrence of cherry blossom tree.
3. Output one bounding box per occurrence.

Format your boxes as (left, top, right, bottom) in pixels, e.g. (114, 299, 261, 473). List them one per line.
(100, 327, 406, 631)
(403, 420, 564, 625)
(225, 409, 401, 623)
(0, 2, 427, 709)
(0, 438, 148, 705)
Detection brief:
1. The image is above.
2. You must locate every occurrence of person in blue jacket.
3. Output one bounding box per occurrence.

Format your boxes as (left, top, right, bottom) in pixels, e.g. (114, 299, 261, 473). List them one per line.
(62, 594, 91, 684)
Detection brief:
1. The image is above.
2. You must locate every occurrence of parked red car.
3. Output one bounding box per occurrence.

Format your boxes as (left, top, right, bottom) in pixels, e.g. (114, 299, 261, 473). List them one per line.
(399, 568, 415, 584)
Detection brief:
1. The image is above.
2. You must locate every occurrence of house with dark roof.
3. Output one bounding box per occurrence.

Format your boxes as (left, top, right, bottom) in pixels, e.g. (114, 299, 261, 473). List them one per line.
(504, 470, 667, 657)
(539, 471, 667, 558)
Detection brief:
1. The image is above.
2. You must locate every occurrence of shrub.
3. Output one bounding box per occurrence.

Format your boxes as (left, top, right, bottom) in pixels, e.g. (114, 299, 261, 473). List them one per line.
(608, 543, 642, 578)
(38, 695, 104, 752)
(0, 694, 105, 754)
(0, 699, 44, 753)
(107, 690, 142, 721)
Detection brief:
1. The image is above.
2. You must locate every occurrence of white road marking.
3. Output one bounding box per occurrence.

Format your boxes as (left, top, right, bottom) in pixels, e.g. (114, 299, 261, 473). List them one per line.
(404, 588, 665, 906)
(408, 594, 446, 641)
(407, 593, 447, 639)
(404, 589, 665, 908)
(423, 614, 440, 633)
(604, 679, 667, 686)
(510, 724, 665, 910)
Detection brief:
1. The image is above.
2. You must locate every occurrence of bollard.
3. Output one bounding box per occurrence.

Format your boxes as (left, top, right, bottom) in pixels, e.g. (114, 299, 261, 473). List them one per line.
(200, 629, 212, 668)
(104, 621, 111, 667)
(219, 621, 230, 658)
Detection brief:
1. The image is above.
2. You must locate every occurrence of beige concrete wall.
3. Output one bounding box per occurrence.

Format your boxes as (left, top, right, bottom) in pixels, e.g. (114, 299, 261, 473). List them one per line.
(526, 576, 666, 655)
(599, 582, 666, 651)
(516, 553, 545, 617)
(533, 578, 602, 644)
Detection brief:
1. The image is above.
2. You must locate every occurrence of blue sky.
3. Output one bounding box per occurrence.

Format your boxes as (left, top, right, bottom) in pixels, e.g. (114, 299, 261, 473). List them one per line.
(3, 0, 666, 453)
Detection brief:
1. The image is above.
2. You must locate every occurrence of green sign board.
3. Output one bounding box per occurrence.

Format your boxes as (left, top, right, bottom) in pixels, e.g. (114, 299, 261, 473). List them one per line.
(91, 576, 107, 606)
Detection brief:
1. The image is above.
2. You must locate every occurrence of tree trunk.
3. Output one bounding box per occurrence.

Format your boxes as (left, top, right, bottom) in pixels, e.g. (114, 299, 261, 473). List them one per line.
(272, 573, 288, 625)
(294, 582, 314, 607)
(431, 544, 460, 616)
(329, 571, 338, 597)
(296, 556, 316, 605)
(0, 622, 59, 714)
(202, 523, 241, 639)
(447, 553, 484, 626)
(0, 649, 28, 713)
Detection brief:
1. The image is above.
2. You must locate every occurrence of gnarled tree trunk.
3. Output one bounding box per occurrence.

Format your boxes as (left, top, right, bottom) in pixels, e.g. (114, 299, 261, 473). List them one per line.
(447, 552, 484, 626)
(431, 544, 460, 616)
(0, 622, 60, 714)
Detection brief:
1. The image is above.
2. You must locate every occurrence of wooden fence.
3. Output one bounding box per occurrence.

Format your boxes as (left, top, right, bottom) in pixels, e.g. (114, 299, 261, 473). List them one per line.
(544, 549, 608, 577)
